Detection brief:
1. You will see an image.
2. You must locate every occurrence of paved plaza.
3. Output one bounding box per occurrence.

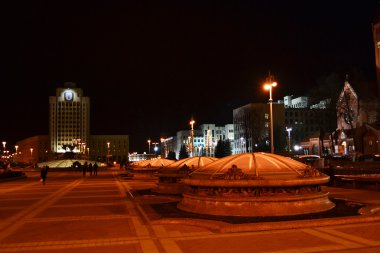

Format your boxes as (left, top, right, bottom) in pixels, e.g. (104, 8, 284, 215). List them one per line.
(0, 170, 380, 253)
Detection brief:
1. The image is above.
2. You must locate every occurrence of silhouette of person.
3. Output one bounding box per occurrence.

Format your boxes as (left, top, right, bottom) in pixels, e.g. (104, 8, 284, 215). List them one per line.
(41, 165, 49, 184)
(89, 163, 93, 176)
(93, 162, 98, 176)
(83, 162, 88, 177)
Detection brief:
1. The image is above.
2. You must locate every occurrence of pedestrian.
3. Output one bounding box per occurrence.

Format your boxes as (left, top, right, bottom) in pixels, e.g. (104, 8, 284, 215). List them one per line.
(93, 162, 98, 176)
(41, 165, 49, 184)
(89, 163, 93, 176)
(83, 162, 88, 177)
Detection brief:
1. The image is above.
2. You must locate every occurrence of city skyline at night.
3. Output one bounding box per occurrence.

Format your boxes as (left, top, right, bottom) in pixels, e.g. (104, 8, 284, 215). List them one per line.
(1, 1, 378, 152)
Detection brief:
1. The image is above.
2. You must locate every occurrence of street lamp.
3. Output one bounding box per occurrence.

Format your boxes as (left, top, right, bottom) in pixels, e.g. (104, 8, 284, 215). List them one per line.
(2, 141, 6, 150)
(30, 148, 33, 164)
(189, 119, 195, 157)
(286, 127, 292, 152)
(15, 145, 19, 162)
(264, 74, 278, 154)
(152, 142, 159, 156)
(106, 142, 111, 164)
(160, 138, 166, 158)
(147, 139, 151, 155)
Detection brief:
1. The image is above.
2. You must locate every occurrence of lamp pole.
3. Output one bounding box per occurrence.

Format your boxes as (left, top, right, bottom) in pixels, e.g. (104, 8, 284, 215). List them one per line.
(160, 138, 166, 158)
(152, 142, 159, 156)
(264, 74, 278, 154)
(30, 148, 33, 164)
(15, 145, 19, 162)
(107, 142, 110, 163)
(286, 127, 292, 152)
(147, 139, 151, 155)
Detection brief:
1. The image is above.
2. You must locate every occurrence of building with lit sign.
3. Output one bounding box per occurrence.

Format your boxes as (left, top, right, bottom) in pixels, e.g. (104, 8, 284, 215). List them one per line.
(49, 82, 90, 154)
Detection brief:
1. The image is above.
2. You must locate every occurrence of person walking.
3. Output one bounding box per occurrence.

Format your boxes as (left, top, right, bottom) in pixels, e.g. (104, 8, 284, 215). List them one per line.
(89, 163, 93, 176)
(93, 162, 98, 176)
(83, 162, 88, 177)
(40, 165, 49, 184)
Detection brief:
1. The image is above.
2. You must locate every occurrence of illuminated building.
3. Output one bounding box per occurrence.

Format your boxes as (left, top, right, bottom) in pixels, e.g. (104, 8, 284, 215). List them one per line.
(49, 82, 90, 154)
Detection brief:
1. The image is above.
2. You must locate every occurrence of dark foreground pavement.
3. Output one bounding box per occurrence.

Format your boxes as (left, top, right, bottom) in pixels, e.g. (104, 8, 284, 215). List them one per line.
(0, 170, 380, 253)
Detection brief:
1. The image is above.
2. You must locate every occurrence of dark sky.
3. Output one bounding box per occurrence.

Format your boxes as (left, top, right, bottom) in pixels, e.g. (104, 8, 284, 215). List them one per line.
(1, 0, 378, 152)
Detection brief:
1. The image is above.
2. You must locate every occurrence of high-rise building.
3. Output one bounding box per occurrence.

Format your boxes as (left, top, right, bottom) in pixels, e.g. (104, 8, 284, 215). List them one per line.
(49, 82, 90, 154)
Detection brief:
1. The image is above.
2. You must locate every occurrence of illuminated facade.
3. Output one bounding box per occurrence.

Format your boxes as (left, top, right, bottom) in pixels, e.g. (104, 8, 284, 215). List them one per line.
(49, 82, 90, 154)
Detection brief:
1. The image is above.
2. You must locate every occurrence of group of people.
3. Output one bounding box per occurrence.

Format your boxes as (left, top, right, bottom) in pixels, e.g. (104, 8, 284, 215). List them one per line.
(40, 161, 100, 184)
(82, 162, 98, 177)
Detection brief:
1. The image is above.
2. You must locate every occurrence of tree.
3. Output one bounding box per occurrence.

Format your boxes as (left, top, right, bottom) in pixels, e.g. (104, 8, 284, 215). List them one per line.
(214, 139, 232, 158)
(179, 145, 189, 160)
(166, 151, 177, 160)
(308, 72, 341, 153)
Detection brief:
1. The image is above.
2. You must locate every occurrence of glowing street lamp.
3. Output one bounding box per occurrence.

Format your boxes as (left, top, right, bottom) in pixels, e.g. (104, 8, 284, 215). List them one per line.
(189, 119, 195, 157)
(160, 138, 166, 157)
(2, 141, 6, 150)
(263, 74, 278, 154)
(30, 148, 33, 163)
(147, 139, 151, 155)
(286, 127, 292, 152)
(107, 142, 110, 163)
(152, 142, 159, 156)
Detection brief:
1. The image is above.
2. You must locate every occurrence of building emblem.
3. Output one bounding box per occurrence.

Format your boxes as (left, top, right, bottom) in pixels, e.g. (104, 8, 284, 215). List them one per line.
(64, 91, 73, 101)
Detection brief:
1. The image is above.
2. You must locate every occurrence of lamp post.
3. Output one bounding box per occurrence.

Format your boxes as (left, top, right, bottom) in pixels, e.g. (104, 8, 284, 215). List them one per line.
(189, 119, 195, 157)
(2, 141, 6, 150)
(15, 145, 19, 162)
(152, 142, 159, 156)
(286, 127, 292, 152)
(264, 74, 278, 154)
(147, 139, 151, 155)
(107, 142, 110, 164)
(160, 138, 166, 158)
(30, 148, 33, 164)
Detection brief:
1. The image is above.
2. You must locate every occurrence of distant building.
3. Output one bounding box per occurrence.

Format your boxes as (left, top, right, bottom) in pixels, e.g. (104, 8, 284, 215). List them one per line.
(283, 95, 309, 108)
(233, 103, 285, 153)
(166, 124, 234, 159)
(16, 135, 50, 164)
(49, 82, 90, 154)
(89, 135, 129, 163)
(16, 83, 129, 164)
(160, 136, 176, 158)
(285, 108, 333, 147)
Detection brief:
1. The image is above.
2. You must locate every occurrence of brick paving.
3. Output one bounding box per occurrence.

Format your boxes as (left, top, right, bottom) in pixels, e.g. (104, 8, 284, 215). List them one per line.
(0, 170, 380, 253)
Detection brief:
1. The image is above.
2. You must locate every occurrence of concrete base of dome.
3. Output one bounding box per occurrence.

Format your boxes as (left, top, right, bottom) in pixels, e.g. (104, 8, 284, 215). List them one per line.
(153, 182, 189, 195)
(178, 192, 335, 217)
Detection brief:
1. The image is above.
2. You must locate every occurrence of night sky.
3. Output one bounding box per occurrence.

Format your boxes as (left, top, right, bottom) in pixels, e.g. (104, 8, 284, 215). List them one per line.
(2, 0, 378, 153)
